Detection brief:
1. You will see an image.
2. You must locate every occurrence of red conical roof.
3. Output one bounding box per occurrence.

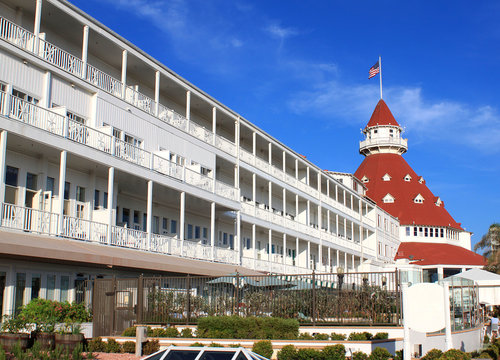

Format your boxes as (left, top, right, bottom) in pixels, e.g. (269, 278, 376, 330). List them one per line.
(354, 153, 463, 230)
(395, 242, 486, 266)
(365, 99, 400, 128)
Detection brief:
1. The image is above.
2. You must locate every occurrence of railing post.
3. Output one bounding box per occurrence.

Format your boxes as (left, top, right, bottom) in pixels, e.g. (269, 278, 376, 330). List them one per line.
(312, 270, 316, 326)
(137, 274, 143, 324)
(186, 274, 191, 325)
(2, 92, 11, 117)
(63, 116, 69, 138)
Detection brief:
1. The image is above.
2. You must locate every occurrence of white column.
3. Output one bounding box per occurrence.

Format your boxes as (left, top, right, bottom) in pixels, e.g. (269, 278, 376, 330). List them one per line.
(295, 194, 299, 221)
(296, 237, 299, 267)
(121, 50, 127, 98)
(327, 210, 330, 233)
(236, 210, 241, 264)
(268, 143, 272, 164)
(328, 248, 331, 272)
(335, 214, 339, 235)
(268, 229, 272, 262)
(344, 217, 347, 238)
(57, 151, 67, 235)
(42, 71, 52, 107)
(146, 180, 153, 250)
(81, 25, 89, 79)
(154, 71, 160, 116)
(282, 151, 286, 173)
(212, 107, 217, 145)
(307, 241, 311, 269)
(268, 181, 272, 210)
(180, 191, 185, 247)
(306, 200, 310, 226)
(306, 167, 310, 185)
(326, 179, 330, 197)
(0, 130, 7, 207)
(282, 233, 286, 265)
(402, 283, 412, 360)
(344, 252, 348, 271)
(351, 221, 354, 241)
(107, 167, 114, 245)
(252, 132, 256, 156)
(252, 173, 256, 206)
(252, 224, 256, 269)
(335, 184, 338, 202)
(186, 90, 191, 132)
(317, 173, 321, 193)
(295, 159, 298, 179)
(319, 243, 323, 271)
(352, 254, 355, 271)
(343, 189, 346, 207)
(34, 0, 42, 54)
(282, 188, 286, 218)
(336, 250, 340, 268)
(443, 283, 453, 350)
(210, 202, 215, 261)
(234, 165, 238, 188)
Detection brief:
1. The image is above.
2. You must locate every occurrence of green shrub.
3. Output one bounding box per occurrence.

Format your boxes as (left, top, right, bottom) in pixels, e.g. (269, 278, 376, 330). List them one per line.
(352, 351, 368, 360)
(165, 327, 180, 337)
(228, 344, 242, 348)
(296, 348, 324, 360)
(122, 341, 135, 353)
(72, 343, 84, 360)
(422, 348, 443, 360)
(105, 338, 121, 353)
(314, 333, 329, 340)
(484, 334, 490, 344)
(479, 352, 493, 359)
(438, 349, 470, 360)
(394, 350, 403, 360)
(151, 328, 168, 337)
(190, 342, 205, 347)
(348, 332, 372, 341)
(209, 343, 224, 347)
(372, 332, 388, 340)
(480, 345, 498, 360)
(87, 337, 106, 352)
(330, 332, 346, 341)
(181, 328, 194, 338)
(143, 339, 160, 355)
(122, 327, 136, 337)
(368, 347, 391, 360)
(278, 345, 297, 360)
(298, 333, 314, 340)
(197, 316, 299, 340)
(252, 340, 274, 359)
(322, 344, 346, 360)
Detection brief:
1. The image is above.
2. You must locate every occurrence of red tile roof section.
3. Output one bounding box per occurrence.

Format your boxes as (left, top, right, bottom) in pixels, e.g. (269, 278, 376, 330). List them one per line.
(395, 242, 486, 266)
(354, 153, 463, 229)
(365, 99, 400, 128)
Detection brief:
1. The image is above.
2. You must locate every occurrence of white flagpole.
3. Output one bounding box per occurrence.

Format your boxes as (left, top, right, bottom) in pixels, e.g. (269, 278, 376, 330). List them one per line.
(379, 56, 383, 100)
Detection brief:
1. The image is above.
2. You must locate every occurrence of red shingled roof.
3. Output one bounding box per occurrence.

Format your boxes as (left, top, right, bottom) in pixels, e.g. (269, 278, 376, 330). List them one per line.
(354, 153, 463, 229)
(395, 242, 486, 266)
(365, 99, 400, 128)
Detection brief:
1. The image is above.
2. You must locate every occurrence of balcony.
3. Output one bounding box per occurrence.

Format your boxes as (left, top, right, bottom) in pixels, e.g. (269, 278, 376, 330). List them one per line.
(0, 91, 239, 202)
(359, 137, 408, 154)
(0, 17, 237, 158)
(0, 202, 238, 265)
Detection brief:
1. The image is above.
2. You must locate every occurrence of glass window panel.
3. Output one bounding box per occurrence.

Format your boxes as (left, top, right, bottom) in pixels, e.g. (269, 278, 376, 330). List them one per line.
(26, 173, 37, 190)
(5, 166, 18, 186)
(60, 276, 70, 302)
(46, 275, 56, 300)
(31, 273, 41, 300)
(46, 177, 55, 193)
(15, 273, 26, 313)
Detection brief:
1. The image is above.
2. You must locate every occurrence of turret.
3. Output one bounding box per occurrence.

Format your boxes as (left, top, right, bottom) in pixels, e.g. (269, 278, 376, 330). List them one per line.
(359, 99, 408, 156)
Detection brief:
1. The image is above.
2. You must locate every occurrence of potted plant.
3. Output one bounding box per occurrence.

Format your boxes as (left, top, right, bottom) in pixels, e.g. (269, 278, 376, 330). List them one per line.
(20, 298, 58, 350)
(54, 302, 91, 352)
(0, 313, 30, 352)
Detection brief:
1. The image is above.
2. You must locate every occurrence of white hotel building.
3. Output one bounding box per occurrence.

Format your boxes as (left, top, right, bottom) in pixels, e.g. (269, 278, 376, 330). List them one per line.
(0, 0, 401, 317)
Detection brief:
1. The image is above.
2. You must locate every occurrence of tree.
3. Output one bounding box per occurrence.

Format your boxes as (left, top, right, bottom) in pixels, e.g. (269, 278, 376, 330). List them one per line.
(475, 223, 500, 273)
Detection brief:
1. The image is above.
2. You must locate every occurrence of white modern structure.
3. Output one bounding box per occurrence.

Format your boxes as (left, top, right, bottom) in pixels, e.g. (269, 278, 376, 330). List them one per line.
(0, 0, 399, 317)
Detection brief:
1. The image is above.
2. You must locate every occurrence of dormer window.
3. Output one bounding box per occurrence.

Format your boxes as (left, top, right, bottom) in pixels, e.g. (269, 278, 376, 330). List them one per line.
(382, 173, 391, 181)
(389, 129, 394, 138)
(435, 197, 442, 207)
(383, 193, 395, 203)
(414, 194, 424, 204)
(404, 174, 412, 182)
(418, 177, 424, 184)
(361, 175, 369, 183)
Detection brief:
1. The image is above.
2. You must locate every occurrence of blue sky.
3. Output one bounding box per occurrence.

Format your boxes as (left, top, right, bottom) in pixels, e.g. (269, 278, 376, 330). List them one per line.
(70, 0, 500, 250)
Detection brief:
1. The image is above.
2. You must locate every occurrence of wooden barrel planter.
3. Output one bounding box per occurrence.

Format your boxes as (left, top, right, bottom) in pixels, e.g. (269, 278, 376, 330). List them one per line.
(55, 333, 84, 352)
(0, 333, 30, 352)
(35, 332, 55, 350)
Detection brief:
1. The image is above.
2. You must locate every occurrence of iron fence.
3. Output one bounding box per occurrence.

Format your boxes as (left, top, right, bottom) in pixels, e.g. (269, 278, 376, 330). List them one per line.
(92, 271, 401, 337)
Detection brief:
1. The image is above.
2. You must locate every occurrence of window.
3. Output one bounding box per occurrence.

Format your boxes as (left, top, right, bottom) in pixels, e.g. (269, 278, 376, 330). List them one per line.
(229, 235, 234, 249)
(170, 220, 177, 234)
(124, 134, 143, 148)
(46, 275, 56, 301)
(112, 127, 122, 139)
(414, 227, 417, 236)
(195, 226, 200, 239)
(187, 224, 193, 239)
(153, 216, 159, 234)
(60, 276, 70, 302)
(143, 214, 147, 232)
(15, 273, 26, 313)
(31, 274, 41, 300)
(133, 211, 140, 225)
(389, 129, 394, 137)
(223, 233, 228, 245)
(361, 176, 369, 183)
(404, 174, 412, 182)
(12, 88, 39, 105)
(202, 227, 208, 239)
(64, 182, 70, 200)
(26, 173, 37, 190)
(67, 111, 86, 124)
(414, 194, 424, 203)
(46, 177, 55, 193)
(76, 186, 85, 202)
(103, 192, 108, 209)
(440, 228, 444, 238)
(162, 218, 169, 231)
(424, 228, 428, 237)
(382, 173, 391, 181)
(383, 193, 394, 203)
(122, 208, 130, 225)
(94, 190, 100, 210)
(5, 166, 18, 186)
(406, 227, 410, 236)
(430, 228, 434, 237)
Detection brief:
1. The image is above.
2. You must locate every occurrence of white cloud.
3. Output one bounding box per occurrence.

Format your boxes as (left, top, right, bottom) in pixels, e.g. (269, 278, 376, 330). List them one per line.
(289, 79, 500, 152)
(266, 23, 298, 40)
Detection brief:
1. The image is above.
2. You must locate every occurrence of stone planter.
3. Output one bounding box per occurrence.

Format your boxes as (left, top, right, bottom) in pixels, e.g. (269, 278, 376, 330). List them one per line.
(0, 333, 30, 352)
(35, 332, 55, 350)
(55, 333, 84, 352)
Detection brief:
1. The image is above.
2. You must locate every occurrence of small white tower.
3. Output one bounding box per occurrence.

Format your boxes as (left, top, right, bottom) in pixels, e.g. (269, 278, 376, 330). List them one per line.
(359, 99, 408, 156)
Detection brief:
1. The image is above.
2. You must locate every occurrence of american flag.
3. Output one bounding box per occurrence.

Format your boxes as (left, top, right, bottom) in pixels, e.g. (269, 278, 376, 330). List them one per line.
(369, 61, 380, 79)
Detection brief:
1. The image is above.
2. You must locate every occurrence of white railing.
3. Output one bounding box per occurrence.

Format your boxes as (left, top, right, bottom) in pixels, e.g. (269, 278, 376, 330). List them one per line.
(62, 215, 107, 243)
(158, 104, 188, 132)
(360, 137, 408, 150)
(239, 148, 254, 165)
(1, 203, 58, 234)
(185, 168, 213, 192)
(182, 240, 213, 261)
(125, 86, 155, 116)
(86, 63, 123, 97)
(39, 38, 83, 78)
(0, 17, 35, 52)
(9, 95, 65, 136)
(151, 154, 184, 180)
(254, 156, 269, 172)
(111, 226, 148, 250)
(189, 121, 214, 144)
(215, 135, 236, 156)
(214, 247, 238, 264)
(215, 180, 238, 201)
(114, 138, 151, 168)
(68, 118, 113, 154)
